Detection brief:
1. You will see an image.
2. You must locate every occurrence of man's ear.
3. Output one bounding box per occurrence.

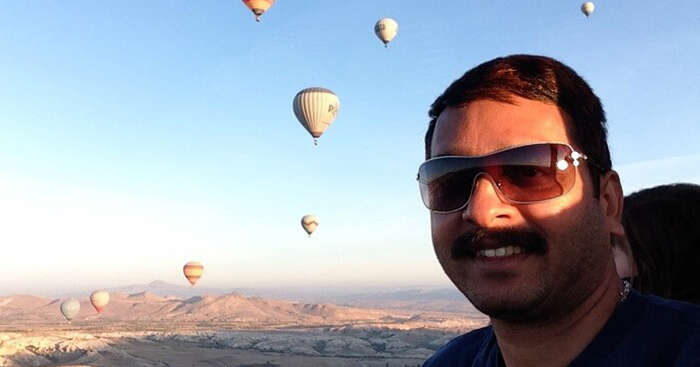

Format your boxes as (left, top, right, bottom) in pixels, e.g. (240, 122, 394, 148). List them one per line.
(600, 170, 625, 237)
(612, 234, 639, 278)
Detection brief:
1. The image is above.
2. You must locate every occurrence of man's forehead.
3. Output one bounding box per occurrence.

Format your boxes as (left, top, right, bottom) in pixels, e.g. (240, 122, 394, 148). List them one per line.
(431, 99, 573, 157)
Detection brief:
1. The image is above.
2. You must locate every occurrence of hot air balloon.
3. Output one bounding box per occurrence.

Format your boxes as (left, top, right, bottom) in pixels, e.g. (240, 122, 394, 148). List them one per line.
(183, 261, 204, 286)
(90, 291, 110, 313)
(301, 214, 319, 236)
(581, 2, 595, 17)
(60, 298, 80, 321)
(293, 88, 340, 146)
(242, 0, 274, 22)
(374, 18, 398, 47)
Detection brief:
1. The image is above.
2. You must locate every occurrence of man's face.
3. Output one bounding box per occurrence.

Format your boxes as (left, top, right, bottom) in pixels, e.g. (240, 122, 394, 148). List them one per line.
(430, 96, 614, 322)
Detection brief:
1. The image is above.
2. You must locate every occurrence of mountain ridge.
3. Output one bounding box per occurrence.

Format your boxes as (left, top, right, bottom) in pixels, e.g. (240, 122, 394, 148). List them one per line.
(0, 285, 487, 332)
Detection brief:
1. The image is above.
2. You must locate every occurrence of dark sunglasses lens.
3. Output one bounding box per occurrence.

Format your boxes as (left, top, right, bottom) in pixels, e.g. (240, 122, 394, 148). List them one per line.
(493, 144, 575, 202)
(418, 157, 480, 211)
(420, 168, 478, 211)
(419, 144, 576, 211)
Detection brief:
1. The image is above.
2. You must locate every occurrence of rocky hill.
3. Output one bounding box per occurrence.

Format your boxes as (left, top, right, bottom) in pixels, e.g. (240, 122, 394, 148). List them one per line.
(0, 291, 486, 331)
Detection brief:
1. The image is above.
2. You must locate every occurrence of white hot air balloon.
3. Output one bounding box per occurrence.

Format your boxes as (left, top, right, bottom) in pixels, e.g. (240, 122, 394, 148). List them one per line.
(581, 2, 595, 17)
(374, 17, 398, 47)
(90, 290, 110, 313)
(293, 88, 340, 146)
(60, 298, 80, 321)
(301, 215, 319, 236)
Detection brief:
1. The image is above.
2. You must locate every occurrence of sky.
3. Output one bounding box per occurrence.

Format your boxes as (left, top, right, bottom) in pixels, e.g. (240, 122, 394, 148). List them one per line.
(0, 1, 699, 295)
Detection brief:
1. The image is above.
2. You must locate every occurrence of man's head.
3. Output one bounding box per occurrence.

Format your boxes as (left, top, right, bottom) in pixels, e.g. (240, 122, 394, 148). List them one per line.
(421, 55, 625, 323)
(621, 183, 700, 304)
(425, 54, 611, 196)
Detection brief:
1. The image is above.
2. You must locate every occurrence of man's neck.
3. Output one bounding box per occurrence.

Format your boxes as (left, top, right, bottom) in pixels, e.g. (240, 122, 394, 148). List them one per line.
(491, 270, 622, 367)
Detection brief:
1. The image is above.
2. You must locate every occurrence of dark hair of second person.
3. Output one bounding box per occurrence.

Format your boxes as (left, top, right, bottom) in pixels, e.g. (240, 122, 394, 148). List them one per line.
(622, 183, 700, 304)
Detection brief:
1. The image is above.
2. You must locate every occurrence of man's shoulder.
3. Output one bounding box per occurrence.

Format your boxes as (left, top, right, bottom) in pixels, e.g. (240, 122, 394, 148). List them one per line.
(638, 293, 700, 330)
(639, 293, 700, 364)
(423, 326, 495, 367)
(588, 292, 700, 366)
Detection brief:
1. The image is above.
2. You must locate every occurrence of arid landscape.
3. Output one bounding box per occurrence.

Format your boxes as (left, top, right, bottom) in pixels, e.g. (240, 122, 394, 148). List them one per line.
(0, 282, 487, 366)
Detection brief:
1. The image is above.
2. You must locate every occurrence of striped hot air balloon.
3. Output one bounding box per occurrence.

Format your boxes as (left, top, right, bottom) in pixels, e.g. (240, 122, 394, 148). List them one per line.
(90, 290, 110, 313)
(60, 298, 80, 321)
(293, 88, 340, 146)
(374, 18, 399, 47)
(301, 214, 319, 236)
(242, 0, 275, 22)
(183, 261, 204, 286)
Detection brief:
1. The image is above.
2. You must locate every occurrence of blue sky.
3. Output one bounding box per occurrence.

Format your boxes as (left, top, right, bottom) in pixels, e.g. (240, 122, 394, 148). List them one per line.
(0, 1, 698, 295)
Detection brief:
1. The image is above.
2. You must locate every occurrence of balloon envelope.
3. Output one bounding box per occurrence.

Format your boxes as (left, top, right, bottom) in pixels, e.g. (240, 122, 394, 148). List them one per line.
(581, 2, 595, 16)
(90, 290, 110, 313)
(183, 261, 204, 286)
(293, 88, 340, 145)
(374, 18, 398, 47)
(301, 214, 319, 236)
(60, 298, 80, 321)
(242, 0, 274, 22)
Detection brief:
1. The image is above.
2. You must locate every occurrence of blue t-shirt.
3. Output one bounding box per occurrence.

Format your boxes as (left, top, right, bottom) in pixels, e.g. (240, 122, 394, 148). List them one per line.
(423, 291, 700, 366)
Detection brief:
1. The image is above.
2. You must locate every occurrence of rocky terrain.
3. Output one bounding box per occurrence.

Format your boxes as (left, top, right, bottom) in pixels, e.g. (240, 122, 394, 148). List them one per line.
(0, 328, 461, 367)
(0, 288, 487, 366)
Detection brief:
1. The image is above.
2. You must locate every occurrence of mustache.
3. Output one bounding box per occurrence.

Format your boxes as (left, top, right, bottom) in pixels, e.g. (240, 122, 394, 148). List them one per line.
(451, 227, 547, 260)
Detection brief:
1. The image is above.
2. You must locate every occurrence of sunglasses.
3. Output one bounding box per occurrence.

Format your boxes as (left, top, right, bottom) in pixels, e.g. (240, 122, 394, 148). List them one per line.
(417, 143, 596, 213)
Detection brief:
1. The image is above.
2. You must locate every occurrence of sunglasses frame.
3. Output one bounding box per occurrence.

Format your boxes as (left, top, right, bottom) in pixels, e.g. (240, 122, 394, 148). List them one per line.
(417, 142, 598, 213)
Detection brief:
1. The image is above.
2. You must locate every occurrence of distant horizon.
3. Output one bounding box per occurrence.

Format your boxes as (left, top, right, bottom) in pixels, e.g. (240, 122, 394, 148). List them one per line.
(3, 278, 460, 299)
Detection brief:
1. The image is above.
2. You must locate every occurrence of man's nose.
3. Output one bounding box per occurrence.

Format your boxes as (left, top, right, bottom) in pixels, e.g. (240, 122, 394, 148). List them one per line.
(462, 174, 516, 227)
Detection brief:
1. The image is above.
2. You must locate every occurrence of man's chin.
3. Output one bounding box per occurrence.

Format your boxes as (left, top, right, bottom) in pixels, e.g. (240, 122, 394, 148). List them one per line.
(466, 291, 547, 322)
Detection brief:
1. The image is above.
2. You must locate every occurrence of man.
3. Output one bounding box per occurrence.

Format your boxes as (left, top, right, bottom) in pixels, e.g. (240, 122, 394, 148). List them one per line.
(418, 55, 700, 366)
